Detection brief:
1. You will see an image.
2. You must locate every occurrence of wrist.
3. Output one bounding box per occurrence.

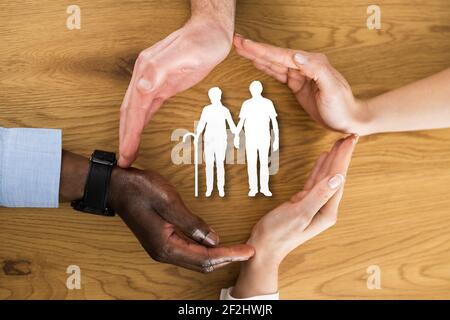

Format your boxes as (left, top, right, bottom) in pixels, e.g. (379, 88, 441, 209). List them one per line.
(107, 167, 128, 214)
(189, 3, 235, 44)
(232, 252, 280, 298)
(351, 98, 378, 136)
(59, 151, 89, 202)
(59, 150, 129, 216)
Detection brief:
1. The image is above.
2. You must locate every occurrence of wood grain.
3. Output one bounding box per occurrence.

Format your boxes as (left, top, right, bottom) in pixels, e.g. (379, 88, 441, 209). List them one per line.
(1, 0, 450, 299)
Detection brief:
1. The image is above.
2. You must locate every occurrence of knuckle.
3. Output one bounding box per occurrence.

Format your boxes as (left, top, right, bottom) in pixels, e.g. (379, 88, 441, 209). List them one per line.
(151, 249, 166, 263)
(158, 184, 178, 205)
(137, 51, 150, 63)
(199, 259, 214, 273)
(314, 62, 328, 75)
(315, 52, 328, 62)
(153, 243, 173, 263)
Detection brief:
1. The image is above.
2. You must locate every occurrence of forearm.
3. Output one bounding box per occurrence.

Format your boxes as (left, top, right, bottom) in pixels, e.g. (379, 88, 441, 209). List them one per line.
(358, 68, 450, 135)
(190, 0, 236, 38)
(231, 253, 279, 298)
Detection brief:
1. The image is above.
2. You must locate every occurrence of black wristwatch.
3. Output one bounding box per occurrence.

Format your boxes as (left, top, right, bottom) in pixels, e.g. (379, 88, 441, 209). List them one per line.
(71, 150, 117, 216)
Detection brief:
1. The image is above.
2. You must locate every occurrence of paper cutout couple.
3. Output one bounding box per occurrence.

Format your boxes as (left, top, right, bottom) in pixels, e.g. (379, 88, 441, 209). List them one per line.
(184, 81, 279, 198)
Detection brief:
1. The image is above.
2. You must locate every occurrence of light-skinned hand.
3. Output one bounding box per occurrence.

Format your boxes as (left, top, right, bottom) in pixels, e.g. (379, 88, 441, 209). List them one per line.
(119, 16, 233, 167)
(233, 35, 369, 135)
(232, 134, 357, 298)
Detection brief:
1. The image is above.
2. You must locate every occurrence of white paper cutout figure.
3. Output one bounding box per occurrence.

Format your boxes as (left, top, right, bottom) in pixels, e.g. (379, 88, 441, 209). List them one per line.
(234, 81, 279, 197)
(195, 87, 236, 197)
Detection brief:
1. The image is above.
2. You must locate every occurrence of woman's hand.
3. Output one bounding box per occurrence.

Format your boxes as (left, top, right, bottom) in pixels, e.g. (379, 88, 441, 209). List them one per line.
(119, 16, 234, 167)
(231, 134, 357, 298)
(233, 36, 371, 135)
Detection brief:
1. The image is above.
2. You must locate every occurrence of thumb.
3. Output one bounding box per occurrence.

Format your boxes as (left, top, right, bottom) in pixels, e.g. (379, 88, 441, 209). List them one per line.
(294, 173, 345, 223)
(292, 51, 338, 94)
(155, 191, 221, 247)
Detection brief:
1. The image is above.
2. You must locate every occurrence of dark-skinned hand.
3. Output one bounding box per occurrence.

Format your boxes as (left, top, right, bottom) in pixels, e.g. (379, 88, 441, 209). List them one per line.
(60, 151, 254, 272)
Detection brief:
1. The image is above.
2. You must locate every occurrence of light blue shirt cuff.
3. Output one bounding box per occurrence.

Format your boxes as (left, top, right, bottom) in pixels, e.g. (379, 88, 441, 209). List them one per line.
(0, 127, 62, 208)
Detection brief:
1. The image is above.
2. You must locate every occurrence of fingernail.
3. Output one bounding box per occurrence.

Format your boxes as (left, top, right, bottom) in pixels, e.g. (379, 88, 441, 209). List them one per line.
(235, 33, 244, 38)
(294, 53, 308, 65)
(352, 134, 359, 144)
(328, 173, 345, 189)
(137, 78, 153, 92)
(204, 231, 219, 246)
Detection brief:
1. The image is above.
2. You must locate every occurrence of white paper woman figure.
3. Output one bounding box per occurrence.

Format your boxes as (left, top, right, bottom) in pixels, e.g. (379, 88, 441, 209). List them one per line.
(234, 81, 279, 197)
(196, 87, 236, 197)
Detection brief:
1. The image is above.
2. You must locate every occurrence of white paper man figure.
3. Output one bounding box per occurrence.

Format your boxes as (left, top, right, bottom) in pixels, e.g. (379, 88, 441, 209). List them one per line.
(196, 87, 236, 197)
(234, 81, 279, 197)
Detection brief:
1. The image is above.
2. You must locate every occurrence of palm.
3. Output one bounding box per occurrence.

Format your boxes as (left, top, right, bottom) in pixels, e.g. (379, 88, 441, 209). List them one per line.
(119, 19, 231, 167)
(293, 78, 354, 133)
(233, 35, 359, 134)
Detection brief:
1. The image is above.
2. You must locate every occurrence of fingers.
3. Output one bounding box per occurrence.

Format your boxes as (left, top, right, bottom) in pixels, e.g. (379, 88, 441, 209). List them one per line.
(290, 134, 357, 227)
(290, 151, 328, 203)
(234, 35, 298, 69)
(293, 173, 345, 225)
(292, 51, 339, 95)
(119, 107, 147, 167)
(253, 61, 287, 83)
(314, 138, 345, 183)
(328, 134, 358, 177)
(118, 48, 170, 167)
(303, 152, 329, 191)
(149, 176, 221, 247)
(317, 134, 358, 218)
(234, 35, 341, 98)
(302, 134, 358, 238)
(165, 233, 255, 273)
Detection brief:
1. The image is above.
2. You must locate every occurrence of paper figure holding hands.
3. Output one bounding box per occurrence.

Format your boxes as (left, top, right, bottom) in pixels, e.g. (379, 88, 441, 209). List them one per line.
(195, 87, 236, 197)
(234, 81, 279, 197)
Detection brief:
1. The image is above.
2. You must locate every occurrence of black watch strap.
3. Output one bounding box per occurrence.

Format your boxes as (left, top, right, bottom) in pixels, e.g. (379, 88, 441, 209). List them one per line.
(71, 150, 117, 216)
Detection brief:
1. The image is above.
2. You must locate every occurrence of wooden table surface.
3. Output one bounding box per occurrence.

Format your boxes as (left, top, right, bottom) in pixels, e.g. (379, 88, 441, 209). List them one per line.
(1, 0, 449, 300)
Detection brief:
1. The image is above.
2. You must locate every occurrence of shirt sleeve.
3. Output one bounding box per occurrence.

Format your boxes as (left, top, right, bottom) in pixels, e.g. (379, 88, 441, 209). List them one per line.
(0, 127, 62, 208)
(219, 287, 279, 300)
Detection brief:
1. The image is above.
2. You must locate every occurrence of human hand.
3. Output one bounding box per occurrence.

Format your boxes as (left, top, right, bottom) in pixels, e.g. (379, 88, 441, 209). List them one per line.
(108, 168, 254, 272)
(231, 135, 357, 297)
(59, 151, 253, 272)
(234, 135, 240, 149)
(249, 134, 357, 266)
(233, 36, 370, 135)
(119, 16, 234, 167)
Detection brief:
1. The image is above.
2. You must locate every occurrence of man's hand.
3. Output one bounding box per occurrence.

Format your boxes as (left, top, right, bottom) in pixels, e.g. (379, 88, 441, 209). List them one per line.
(60, 151, 254, 273)
(233, 35, 370, 135)
(119, 2, 236, 167)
